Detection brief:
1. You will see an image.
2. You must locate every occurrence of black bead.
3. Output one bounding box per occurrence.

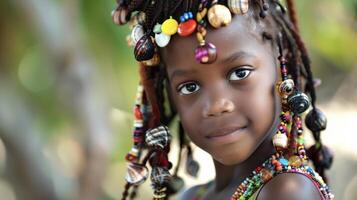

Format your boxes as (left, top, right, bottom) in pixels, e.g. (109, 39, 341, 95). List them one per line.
(305, 108, 327, 132)
(134, 35, 155, 61)
(166, 176, 184, 195)
(288, 91, 310, 114)
(186, 155, 199, 177)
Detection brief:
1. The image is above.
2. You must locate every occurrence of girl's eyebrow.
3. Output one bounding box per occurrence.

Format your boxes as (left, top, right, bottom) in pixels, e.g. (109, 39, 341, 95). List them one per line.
(220, 51, 255, 65)
(169, 68, 197, 82)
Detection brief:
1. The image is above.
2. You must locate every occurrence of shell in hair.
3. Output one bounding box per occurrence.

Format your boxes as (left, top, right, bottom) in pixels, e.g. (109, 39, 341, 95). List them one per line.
(125, 163, 149, 185)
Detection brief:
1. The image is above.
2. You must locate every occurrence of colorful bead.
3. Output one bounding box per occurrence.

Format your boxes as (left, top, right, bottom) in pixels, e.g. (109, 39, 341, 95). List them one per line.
(150, 167, 171, 187)
(278, 79, 294, 97)
(153, 23, 162, 34)
(289, 155, 303, 167)
(207, 4, 232, 28)
(195, 42, 217, 64)
(228, 0, 249, 15)
(161, 16, 178, 36)
(178, 19, 197, 36)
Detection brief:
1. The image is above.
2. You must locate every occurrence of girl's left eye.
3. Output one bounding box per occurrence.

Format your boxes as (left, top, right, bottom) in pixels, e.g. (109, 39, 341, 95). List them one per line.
(228, 68, 252, 81)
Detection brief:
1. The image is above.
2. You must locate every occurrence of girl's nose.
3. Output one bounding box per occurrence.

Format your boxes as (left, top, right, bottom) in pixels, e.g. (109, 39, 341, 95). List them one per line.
(203, 98, 235, 118)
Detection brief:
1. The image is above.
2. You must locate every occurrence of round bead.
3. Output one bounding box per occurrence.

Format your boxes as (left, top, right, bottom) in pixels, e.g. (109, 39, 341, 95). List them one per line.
(155, 32, 171, 47)
(278, 79, 295, 97)
(195, 42, 217, 64)
(178, 19, 197, 36)
(134, 35, 155, 61)
(305, 108, 327, 132)
(131, 24, 145, 45)
(228, 0, 249, 15)
(207, 4, 232, 28)
(288, 92, 310, 114)
(150, 167, 171, 187)
(161, 17, 178, 35)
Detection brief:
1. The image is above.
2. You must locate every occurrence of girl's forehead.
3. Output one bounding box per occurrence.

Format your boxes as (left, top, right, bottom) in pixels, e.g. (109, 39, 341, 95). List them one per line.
(161, 15, 266, 69)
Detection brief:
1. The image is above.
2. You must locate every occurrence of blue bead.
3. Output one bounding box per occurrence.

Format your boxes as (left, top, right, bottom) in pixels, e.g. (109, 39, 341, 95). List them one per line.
(279, 158, 289, 166)
(180, 16, 185, 22)
(184, 13, 189, 20)
(188, 12, 193, 18)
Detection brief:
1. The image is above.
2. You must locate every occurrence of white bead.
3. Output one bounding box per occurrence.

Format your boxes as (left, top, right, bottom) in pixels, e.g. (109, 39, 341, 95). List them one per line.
(155, 32, 171, 47)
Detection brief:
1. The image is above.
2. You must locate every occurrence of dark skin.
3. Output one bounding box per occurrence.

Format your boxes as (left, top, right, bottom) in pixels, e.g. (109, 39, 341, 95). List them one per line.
(161, 15, 321, 200)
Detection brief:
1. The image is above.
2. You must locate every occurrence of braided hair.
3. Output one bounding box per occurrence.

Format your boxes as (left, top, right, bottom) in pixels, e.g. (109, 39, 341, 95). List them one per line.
(114, 0, 333, 199)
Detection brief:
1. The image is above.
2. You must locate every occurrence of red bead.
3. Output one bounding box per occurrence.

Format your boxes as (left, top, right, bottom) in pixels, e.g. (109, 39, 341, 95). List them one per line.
(134, 106, 143, 120)
(178, 19, 197, 36)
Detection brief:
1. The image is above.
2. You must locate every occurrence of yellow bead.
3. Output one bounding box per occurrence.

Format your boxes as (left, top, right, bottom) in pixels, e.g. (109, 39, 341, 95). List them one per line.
(161, 16, 178, 36)
(196, 32, 204, 43)
(288, 155, 302, 167)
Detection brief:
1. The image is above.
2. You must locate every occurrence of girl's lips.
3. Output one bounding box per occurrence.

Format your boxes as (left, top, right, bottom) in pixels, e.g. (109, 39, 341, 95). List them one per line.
(206, 126, 247, 144)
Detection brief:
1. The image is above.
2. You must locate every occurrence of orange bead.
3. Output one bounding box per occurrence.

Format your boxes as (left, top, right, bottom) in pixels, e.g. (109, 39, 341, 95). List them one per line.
(178, 19, 197, 36)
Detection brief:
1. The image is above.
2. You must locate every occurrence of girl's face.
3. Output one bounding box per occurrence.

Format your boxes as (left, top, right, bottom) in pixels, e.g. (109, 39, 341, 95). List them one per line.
(161, 15, 278, 165)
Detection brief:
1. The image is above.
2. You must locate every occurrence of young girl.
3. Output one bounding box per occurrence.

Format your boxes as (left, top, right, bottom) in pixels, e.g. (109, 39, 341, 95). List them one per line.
(112, 0, 334, 199)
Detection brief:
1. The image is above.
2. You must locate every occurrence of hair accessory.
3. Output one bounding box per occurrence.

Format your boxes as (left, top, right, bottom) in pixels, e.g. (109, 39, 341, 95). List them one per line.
(134, 34, 156, 61)
(228, 0, 249, 14)
(207, 1, 232, 28)
(125, 163, 149, 185)
(288, 91, 310, 114)
(178, 12, 197, 36)
(145, 125, 171, 149)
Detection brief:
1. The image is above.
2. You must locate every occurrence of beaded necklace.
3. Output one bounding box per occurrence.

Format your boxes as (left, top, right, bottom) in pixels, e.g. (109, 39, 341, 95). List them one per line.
(192, 153, 334, 200)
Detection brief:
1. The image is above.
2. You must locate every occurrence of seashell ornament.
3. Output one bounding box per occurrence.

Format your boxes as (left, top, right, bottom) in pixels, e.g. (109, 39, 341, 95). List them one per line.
(228, 0, 249, 15)
(134, 35, 155, 61)
(125, 163, 149, 185)
(150, 167, 171, 187)
(305, 108, 327, 132)
(131, 24, 145, 45)
(288, 91, 310, 114)
(272, 133, 288, 149)
(207, 4, 232, 28)
(145, 125, 171, 149)
(195, 42, 217, 64)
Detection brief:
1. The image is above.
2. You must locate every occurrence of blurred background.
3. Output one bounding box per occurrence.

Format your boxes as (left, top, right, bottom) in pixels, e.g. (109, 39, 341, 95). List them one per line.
(0, 0, 356, 199)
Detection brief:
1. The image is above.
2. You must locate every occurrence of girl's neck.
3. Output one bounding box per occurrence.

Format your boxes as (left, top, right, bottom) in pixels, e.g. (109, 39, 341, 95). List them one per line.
(213, 134, 276, 191)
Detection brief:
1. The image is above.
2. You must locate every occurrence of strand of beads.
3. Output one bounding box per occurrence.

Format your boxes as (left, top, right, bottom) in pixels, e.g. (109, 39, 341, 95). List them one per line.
(195, 0, 217, 64)
(231, 153, 334, 200)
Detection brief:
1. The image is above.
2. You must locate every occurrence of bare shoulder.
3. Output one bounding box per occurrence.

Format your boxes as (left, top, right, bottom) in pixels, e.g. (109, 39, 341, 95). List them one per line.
(176, 184, 205, 200)
(257, 173, 321, 200)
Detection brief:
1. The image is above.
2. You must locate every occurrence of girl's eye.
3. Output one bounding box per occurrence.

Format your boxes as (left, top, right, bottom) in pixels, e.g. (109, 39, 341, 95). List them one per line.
(229, 68, 252, 81)
(177, 82, 200, 95)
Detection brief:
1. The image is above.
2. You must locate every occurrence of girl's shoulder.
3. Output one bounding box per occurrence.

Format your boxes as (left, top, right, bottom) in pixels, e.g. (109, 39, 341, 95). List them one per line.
(256, 172, 322, 200)
(176, 181, 213, 200)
